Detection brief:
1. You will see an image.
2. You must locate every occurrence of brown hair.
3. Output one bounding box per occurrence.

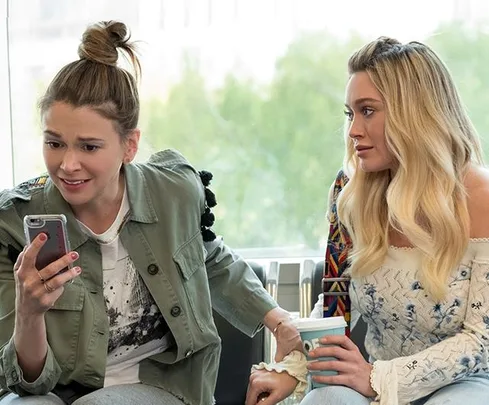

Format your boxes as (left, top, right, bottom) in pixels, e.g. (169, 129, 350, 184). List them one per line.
(39, 20, 141, 138)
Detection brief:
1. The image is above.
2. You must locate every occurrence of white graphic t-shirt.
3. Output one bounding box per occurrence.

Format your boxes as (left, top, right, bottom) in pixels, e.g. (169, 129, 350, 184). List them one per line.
(78, 189, 172, 386)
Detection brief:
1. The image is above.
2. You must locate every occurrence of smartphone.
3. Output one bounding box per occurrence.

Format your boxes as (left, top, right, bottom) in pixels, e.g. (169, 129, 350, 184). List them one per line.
(23, 214, 72, 272)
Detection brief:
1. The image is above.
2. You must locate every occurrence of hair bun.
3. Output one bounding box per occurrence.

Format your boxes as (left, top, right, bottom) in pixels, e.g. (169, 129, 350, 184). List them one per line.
(376, 36, 402, 46)
(78, 20, 130, 67)
(374, 36, 404, 55)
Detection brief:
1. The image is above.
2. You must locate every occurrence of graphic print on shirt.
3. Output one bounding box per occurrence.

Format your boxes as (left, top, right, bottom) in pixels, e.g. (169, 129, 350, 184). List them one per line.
(104, 255, 169, 357)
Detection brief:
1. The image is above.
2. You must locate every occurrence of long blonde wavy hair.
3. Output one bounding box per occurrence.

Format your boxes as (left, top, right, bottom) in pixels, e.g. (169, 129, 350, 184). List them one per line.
(337, 37, 483, 300)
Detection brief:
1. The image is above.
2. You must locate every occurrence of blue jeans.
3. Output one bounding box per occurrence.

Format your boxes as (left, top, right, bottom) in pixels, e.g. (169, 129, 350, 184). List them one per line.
(0, 384, 184, 405)
(300, 374, 489, 405)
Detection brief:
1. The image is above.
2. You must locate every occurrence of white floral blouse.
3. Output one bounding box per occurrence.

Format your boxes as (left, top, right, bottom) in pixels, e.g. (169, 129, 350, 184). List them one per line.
(349, 240, 489, 405)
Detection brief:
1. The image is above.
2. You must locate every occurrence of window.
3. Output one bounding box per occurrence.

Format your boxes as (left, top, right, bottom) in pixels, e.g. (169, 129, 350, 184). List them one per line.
(0, 0, 13, 190)
(4, 0, 489, 257)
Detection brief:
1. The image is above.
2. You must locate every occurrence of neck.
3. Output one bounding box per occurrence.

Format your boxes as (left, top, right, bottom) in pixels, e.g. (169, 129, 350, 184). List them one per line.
(73, 173, 125, 234)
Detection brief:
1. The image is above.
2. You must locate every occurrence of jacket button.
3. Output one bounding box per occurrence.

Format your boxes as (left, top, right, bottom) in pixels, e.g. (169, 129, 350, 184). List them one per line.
(185, 349, 193, 357)
(171, 306, 181, 317)
(147, 264, 159, 275)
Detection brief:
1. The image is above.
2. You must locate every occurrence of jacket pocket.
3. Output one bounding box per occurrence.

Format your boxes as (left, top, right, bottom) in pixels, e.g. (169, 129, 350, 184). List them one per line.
(173, 232, 213, 331)
(51, 281, 85, 311)
(46, 283, 85, 372)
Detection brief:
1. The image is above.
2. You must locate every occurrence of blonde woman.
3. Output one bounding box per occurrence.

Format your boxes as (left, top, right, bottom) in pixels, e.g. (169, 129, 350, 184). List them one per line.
(246, 37, 489, 405)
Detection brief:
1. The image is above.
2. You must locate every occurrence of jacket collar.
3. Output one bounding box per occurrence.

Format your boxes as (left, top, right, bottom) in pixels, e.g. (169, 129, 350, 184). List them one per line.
(124, 162, 158, 224)
(43, 163, 158, 250)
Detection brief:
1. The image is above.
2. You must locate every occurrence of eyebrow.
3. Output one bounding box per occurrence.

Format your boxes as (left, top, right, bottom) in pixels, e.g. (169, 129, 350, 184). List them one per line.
(43, 129, 105, 143)
(344, 97, 383, 108)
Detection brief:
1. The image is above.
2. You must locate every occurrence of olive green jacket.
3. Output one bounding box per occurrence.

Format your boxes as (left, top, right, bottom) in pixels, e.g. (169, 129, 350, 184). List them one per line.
(0, 149, 277, 405)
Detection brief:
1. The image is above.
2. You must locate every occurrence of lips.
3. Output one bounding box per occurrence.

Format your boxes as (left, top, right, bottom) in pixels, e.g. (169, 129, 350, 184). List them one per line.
(61, 179, 88, 185)
(355, 145, 373, 151)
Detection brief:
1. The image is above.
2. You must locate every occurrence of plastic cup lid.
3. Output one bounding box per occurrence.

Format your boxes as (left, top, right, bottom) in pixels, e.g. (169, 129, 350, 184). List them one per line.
(292, 316, 347, 332)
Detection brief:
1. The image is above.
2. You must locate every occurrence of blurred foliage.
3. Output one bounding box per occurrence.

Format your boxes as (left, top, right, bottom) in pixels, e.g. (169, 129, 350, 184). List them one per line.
(139, 24, 489, 251)
(425, 23, 489, 159)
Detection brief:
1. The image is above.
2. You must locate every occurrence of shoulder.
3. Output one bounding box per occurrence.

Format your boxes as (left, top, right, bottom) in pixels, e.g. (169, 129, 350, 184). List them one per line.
(144, 149, 201, 188)
(135, 149, 213, 208)
(327, 169, 349, 213)
(136, 149, 200, 193)
(332, 169, 349, 189)
(147, 149, 195, 172)
(135, 149, 218, 240)
(466, 165, 489, 238)
(329, 168, 349, 197)
(0, 175, 47, 212)
(0, 175, 47, 248)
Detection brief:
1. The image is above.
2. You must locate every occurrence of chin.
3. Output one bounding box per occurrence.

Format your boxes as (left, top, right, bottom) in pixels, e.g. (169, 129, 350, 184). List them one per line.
(61, 195, 91, 207)
(56, 187, 91, 206)
(359, 164, 380, 173)
(359, 160, 392, 173)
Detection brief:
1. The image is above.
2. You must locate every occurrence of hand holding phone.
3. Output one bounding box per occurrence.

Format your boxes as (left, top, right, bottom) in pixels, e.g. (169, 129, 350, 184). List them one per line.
(23, 214, 72, 273)
(15, 214, 81, 315)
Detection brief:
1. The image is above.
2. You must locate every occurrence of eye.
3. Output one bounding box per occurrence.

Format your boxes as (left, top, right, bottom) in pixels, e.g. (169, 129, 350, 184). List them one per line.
(82, 144, 100, 152)
(343, 110, 353, 121)
(362, 107, 374, 117)
(44, 141, 62, 149)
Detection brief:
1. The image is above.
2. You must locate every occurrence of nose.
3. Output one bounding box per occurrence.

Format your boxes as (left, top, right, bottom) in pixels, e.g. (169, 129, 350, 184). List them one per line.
(60, 150, 81, 173)
(348, 116, 365, 140)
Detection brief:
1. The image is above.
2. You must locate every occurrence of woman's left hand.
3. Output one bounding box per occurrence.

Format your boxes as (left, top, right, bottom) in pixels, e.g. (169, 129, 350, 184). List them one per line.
(273, 319, 302, 362)
(307, 334, 377, 398)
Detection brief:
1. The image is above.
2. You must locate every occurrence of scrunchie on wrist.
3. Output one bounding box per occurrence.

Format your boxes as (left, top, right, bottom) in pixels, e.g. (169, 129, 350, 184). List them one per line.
(251, 350, 309, 399)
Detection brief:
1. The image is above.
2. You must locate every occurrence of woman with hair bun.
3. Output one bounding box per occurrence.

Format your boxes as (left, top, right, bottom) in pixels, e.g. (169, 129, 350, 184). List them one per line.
(0, 21, 301, 405)
(246, 36, 489, 405)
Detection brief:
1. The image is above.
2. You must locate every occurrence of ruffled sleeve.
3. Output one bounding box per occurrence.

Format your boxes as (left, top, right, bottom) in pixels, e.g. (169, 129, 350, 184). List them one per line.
(252, 351, 309, 399)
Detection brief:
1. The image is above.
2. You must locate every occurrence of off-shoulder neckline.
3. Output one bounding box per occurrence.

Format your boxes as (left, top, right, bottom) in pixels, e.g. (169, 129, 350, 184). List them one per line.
(389, 238, 489, 251)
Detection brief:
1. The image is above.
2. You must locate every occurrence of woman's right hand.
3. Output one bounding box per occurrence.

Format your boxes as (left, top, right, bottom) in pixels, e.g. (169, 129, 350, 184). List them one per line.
(246, 369, 298, 405)
(14, 232, 82, 316)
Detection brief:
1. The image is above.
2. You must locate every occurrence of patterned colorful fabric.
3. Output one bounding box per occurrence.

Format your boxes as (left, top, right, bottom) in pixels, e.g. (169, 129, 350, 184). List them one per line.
(18, 174, 49, 191)
(323, 170, 353, 334)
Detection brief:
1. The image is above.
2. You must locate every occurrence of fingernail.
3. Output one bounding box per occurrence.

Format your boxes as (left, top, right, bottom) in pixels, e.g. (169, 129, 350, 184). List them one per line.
(39, 233, 47, 241)
(71, 252, 79, 260)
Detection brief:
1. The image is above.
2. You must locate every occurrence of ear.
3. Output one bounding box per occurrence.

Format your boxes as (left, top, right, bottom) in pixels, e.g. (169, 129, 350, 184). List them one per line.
(123, 129, 141, 164)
